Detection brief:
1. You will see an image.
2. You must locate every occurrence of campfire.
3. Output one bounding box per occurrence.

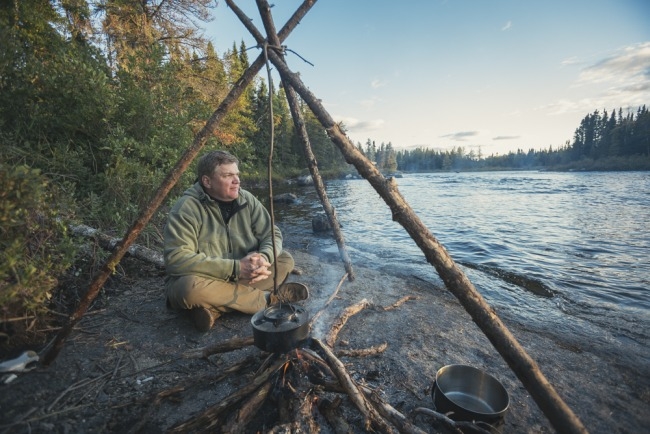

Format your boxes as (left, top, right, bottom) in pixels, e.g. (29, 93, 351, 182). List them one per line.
(128, 292, 489, 434)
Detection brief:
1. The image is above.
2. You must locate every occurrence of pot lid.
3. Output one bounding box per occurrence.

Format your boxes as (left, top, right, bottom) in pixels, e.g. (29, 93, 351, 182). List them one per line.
(251, 303, 309, 333)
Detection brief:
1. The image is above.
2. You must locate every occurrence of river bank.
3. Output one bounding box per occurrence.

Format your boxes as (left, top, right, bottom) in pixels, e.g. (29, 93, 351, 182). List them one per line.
(0, 247, 648, 433)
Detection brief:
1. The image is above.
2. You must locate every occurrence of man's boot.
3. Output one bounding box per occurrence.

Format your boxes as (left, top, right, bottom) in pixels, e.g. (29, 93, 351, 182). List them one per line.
(190, 307, 221, 332)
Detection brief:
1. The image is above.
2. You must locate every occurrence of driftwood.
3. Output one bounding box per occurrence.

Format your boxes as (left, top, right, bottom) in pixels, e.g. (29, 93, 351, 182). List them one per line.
(325, 298, 370, 347)
(245, 5, 588, 431)
(383, 295, 419, 311)
(336, 343, 388, 358)
(41, 0, 318, 366)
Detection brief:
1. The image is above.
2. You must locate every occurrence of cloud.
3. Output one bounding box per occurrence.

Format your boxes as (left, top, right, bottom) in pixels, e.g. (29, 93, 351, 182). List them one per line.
(492, 135, 520, 141)
(546, 42, 650, 115)
(578, 42, 650, 85)
(501, 21, 512, 31)
(542, 98, 599, 116)
(439, 131, 479, 141)
(371, 78, 388, 89)
(359, 96, 382, 108)
(334, 115, 384, 132)
(561, 56, 580, 66)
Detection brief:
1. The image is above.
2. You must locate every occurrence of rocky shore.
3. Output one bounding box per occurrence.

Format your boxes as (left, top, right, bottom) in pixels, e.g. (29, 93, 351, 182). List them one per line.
(0, 247, 648, 433)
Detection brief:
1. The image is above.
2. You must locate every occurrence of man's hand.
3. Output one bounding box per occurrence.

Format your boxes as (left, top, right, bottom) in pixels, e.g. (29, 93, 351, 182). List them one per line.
(240, 252, 272, 283)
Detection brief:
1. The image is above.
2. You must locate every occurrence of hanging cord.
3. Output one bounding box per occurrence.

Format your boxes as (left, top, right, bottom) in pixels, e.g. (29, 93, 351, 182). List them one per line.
(246, 43, 314, 67)
(263, 41, 280, 297)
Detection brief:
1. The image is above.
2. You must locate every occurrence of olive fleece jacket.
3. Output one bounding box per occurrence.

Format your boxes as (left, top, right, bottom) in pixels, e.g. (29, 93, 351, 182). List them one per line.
(163, 182, 283, 283)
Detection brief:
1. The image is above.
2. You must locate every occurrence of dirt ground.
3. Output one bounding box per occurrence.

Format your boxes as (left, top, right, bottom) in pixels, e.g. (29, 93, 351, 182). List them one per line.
(1, 246, 649, 433)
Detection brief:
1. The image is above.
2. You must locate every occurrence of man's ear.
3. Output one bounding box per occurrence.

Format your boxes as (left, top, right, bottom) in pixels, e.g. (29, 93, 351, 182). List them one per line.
(201, 175, 210, 188)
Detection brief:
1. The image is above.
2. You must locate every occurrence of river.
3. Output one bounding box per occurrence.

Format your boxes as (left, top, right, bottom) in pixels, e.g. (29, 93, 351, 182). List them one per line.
(262, 170, 649, 365)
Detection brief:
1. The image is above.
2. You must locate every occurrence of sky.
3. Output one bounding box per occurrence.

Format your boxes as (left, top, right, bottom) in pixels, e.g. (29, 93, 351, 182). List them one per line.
(204, 0, 650, 155)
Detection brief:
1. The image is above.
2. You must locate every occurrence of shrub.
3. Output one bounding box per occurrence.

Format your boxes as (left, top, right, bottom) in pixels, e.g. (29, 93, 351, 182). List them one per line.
(0, 164, 77, 333)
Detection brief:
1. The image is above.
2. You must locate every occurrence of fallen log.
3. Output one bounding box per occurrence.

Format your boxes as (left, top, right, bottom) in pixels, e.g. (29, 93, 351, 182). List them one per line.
(69, 224, 164, 269)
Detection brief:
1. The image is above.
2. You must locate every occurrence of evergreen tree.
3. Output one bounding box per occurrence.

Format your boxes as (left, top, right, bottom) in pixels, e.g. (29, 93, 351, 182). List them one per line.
(0, 0, 113, 189)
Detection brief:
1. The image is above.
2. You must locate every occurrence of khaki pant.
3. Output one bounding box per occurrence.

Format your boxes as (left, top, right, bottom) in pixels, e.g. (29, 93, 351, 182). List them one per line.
(165, 251, 294, 314)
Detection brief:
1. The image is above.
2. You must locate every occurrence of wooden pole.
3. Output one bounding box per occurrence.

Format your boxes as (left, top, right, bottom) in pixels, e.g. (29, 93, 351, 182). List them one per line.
(41, 0, 318, 366)
(227, 0, 355, 281)
(241, 10, 588, 433)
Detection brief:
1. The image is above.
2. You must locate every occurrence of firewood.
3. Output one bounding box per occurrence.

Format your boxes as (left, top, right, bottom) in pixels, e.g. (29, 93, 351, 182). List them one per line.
(169, 358, 286, 432)
(222, 380, 272, 433)
(267, 423, 295, 433)
(325, 298, 370, 347)
(318, 396, 354, 434)
(127, 355, 260, 432)
(272, 356, 320, 433)
(297, 349, 341, 391)
(360, 385, 428, 434)
(312, 338, 398, 434)
(295, 390, 320, 433)
(411, 407, 491, 434)
(127, 386, 184, 434)
(336, 343, 388, 358)
(182, 335, 254, 359)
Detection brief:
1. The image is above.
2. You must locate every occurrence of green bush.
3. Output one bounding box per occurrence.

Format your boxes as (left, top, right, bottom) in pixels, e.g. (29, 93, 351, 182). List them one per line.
(0, 164, 77, 323)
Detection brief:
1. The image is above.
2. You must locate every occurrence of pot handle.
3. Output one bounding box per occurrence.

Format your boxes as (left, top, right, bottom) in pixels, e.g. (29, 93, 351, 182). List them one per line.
(430, 380, 436, 411)
(475, 420, 501, 433)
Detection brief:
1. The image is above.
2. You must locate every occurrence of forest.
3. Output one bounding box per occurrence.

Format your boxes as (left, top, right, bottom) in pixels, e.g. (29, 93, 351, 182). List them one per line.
(1, 1, 648, 331)
(392, 106, 650, 173)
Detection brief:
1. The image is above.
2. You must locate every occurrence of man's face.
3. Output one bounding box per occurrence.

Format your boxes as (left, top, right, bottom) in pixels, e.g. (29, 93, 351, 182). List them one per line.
(202, 162, 240, 201)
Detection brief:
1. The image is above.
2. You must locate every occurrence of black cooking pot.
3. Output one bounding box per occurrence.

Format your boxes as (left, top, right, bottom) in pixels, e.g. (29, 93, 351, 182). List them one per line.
(251, 303, 310, 353)
(432, 364, 509, 424)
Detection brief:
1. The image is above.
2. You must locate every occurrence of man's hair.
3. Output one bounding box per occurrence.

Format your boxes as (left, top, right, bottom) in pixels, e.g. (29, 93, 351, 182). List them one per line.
(197, 151, 239, 184)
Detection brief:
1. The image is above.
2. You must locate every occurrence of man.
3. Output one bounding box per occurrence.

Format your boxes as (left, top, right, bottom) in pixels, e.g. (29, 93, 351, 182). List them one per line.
(164, 150, 306, 332)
